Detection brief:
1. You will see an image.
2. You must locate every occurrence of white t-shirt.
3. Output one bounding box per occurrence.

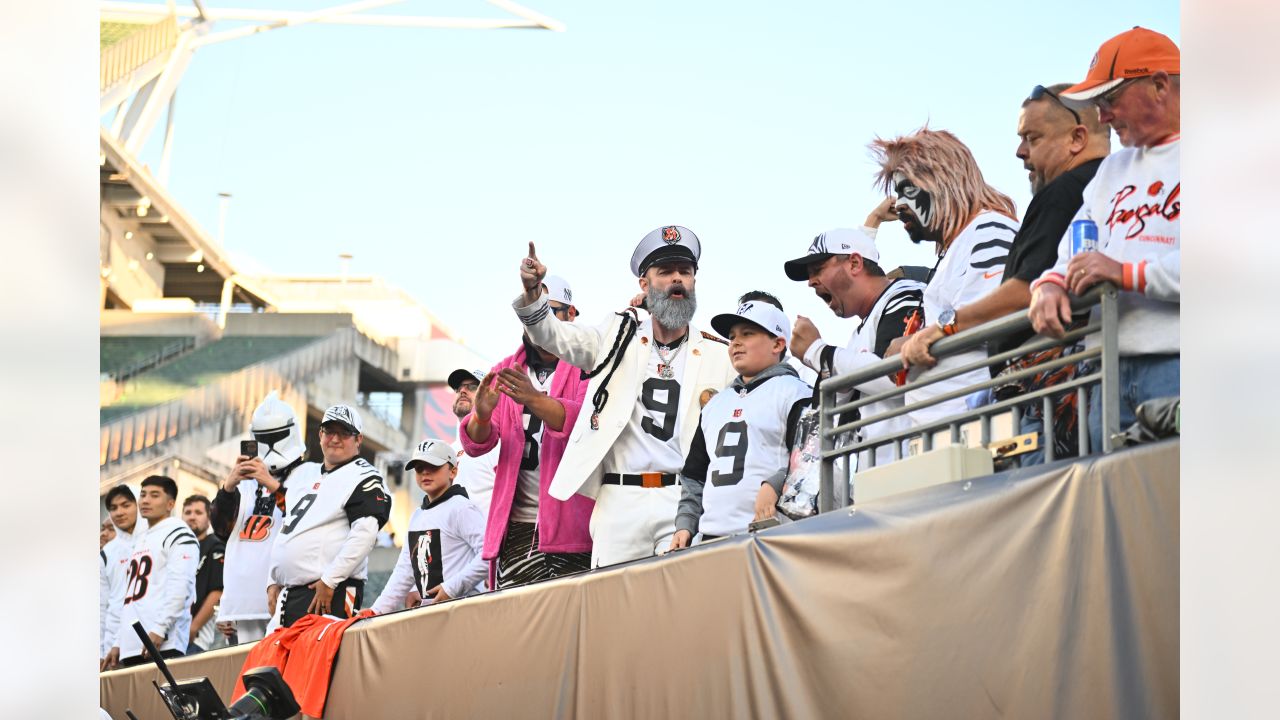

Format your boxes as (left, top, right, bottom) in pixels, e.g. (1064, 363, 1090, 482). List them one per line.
(697, 373, 812, 537)
(116, 517, 199, 659)
(1036, 135, 1180, 355)
(907, 211, 1020, 428)
(511, 367, 554, 523)
(217, 478, 287, 622)
(370, 486, 488, 612)
(601, 334, 691, 475)
(452, 436, 498, 523)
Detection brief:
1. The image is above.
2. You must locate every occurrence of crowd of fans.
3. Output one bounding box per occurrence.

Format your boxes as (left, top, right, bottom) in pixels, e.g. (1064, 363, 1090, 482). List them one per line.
(98, 26, 1179, 669)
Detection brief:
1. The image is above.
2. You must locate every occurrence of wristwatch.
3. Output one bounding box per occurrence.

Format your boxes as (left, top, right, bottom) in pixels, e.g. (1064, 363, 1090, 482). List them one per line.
(935, 307, 958, 336)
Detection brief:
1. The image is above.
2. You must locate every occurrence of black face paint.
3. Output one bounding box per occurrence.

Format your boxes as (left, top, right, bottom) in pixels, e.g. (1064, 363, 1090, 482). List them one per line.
(893, 172, 935, 244)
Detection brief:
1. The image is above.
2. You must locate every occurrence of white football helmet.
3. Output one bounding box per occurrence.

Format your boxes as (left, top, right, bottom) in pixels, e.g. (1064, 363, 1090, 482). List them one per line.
(251, 391, 305, 471)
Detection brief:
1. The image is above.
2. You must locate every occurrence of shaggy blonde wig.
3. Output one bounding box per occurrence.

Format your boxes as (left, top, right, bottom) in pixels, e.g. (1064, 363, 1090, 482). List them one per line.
(870, 127, 1017, 246)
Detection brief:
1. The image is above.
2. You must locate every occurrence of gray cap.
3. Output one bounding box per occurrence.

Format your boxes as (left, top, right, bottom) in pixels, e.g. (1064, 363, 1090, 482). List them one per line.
(405, 438, 458, 470)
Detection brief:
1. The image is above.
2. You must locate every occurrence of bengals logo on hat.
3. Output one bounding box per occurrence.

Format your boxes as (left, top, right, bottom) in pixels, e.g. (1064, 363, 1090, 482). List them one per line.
(661, 226, 681, 244)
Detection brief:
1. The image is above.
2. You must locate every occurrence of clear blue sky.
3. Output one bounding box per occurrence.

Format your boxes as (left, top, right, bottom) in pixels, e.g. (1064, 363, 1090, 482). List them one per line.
(125, 0, 1180, 361)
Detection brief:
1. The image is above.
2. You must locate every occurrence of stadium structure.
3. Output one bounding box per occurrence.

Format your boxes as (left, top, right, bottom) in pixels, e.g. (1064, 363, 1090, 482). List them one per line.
(96, 0, 564, 526)
(99, 4, 1179, 719)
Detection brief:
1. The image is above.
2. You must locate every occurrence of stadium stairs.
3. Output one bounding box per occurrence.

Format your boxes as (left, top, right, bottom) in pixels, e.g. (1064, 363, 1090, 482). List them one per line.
(99, 326, 406, 486)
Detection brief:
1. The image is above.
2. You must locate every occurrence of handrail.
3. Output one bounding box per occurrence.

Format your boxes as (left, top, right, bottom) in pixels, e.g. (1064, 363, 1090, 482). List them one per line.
(99, 327, 405, 470)
(109, 336, 196, 383)
(817, 284, 1120, 512)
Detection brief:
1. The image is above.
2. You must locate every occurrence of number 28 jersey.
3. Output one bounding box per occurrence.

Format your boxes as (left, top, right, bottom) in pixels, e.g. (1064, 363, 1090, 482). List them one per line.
(688, 372, 812, 538)
(268, 457, 392, 588)
(116, 517, 199, 659)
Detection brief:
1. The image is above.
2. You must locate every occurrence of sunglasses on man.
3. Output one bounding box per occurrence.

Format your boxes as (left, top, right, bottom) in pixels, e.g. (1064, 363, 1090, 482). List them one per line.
(1027, 85, 1082, 125)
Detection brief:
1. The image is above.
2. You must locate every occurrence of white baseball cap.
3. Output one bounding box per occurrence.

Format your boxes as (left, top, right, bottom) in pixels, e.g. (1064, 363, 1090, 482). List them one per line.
(783, 228, 880, 281)
(711, 300, 792, 347)
(320, 404, 363, 434)
(629, 225, 702, 277)
(542, 275, 575, 308)
(405, 438, 457, 470)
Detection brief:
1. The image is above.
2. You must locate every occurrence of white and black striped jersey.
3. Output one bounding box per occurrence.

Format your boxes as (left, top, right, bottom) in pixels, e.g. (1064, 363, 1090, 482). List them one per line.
(804, 277, 926, 469)
(99, 525, 139, 658)
(369, 485, 487, 613)
(908, 211, 1020, 427)
(115, 517, 199, 659)
(211, 465, 295, 623)
(679, 367, 812, 538)
(268, 457, 392, 588)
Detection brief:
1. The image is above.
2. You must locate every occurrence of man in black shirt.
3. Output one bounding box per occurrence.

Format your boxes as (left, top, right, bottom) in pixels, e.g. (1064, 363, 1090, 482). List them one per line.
(182, 494, 225, 653)
(898, 82, 1110, 462)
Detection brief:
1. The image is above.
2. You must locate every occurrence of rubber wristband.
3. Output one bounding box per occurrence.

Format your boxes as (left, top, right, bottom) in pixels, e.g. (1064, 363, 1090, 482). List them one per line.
(1121, 262, 1135, 291)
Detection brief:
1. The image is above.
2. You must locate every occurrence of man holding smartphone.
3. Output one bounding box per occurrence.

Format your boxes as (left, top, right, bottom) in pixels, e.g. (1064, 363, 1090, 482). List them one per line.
(210, 391, 305, 643)
(267, 403, 392, 627)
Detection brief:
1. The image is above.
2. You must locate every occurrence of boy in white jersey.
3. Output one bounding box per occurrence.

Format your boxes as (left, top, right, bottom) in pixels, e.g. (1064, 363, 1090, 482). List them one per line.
(105, 476, 199, 669)
(268, 404, 391, 628)
(672, 296, 812, 547)
(212, 391, 305, 644)
(371, 440, 487, 613)
(100, 485, 145, 667)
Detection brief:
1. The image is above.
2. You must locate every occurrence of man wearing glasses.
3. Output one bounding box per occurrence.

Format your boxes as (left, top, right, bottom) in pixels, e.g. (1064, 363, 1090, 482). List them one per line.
(899, 82, 1111, 464)
(267, 404, 392, 627)
(1030, 26, 1181, 450)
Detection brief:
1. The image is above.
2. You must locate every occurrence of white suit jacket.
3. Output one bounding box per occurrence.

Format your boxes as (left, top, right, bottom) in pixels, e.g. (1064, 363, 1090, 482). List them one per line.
(514, 293, 736, 501)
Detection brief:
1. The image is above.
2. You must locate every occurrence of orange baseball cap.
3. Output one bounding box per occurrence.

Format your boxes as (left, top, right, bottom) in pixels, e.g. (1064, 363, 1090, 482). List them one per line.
(1062, 27, 1180, 101)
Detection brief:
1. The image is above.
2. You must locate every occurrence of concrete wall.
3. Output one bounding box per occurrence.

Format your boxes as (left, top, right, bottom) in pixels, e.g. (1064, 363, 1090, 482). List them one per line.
(100, 309, 221, 342)
(223, 312, 354, 337)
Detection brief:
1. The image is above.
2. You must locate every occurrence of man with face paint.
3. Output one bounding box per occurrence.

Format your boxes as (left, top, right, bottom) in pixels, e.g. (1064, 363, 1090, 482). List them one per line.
(871, 127, 1021, 429)
(898, 85, 1111, 464)
(1030, 27, 1181, 451)
(512, 229, 735, 567)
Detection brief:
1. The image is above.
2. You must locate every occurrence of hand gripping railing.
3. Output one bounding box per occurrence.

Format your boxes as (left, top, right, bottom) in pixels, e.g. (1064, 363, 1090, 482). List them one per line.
(817, 284, 1120, 512)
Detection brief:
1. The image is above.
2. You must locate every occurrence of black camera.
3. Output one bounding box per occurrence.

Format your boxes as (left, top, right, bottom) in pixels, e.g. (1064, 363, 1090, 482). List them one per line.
(127, 623, 299, 720)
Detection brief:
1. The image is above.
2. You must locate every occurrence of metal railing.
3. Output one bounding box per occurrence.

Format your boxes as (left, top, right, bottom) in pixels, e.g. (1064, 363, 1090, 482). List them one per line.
(100, 15, 180, 94)
(817, 284, 1119, 512)
(99, 327, 404, 470)
(108, 336, 196, 384)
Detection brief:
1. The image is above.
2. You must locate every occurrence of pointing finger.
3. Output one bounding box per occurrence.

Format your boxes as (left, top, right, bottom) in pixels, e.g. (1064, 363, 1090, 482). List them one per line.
(527, 241, 539, 262)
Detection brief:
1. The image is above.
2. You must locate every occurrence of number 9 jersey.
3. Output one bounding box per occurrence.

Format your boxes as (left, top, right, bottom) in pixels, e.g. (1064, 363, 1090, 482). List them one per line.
(685, 369, 812, 538)
(268, 457, 392, 588)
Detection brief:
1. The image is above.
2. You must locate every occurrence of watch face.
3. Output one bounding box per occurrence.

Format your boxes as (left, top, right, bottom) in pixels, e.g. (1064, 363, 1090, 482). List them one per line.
(938, 308, 956, 325)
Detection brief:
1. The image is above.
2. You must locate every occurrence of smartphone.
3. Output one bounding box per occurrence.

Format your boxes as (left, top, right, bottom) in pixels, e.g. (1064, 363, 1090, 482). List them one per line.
(240, 439, 259, 458)
(748, 517, 781, 533)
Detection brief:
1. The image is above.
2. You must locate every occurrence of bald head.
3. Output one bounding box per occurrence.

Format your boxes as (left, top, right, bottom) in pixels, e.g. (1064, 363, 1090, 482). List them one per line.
(1016, 83, 1111, 194)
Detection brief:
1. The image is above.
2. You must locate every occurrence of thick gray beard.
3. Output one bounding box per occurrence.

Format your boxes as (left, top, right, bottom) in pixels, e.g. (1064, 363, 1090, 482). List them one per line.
(647, 285, 697, 331)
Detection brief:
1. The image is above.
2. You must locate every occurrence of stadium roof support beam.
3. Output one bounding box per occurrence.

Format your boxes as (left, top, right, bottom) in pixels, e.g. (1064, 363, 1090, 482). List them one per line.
(100, 1, 566, 32)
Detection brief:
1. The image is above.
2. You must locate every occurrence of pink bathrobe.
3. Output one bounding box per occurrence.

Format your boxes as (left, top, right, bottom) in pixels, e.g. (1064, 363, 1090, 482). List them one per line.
(459, 345, 595, 571)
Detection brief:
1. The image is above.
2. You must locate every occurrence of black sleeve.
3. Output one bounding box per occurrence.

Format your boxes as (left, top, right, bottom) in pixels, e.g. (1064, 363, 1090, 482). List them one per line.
(344, 476, 392, 528)
(210, 488, 240, 542)
(680, 417, 711, 482)
(783, 398, 812, 449)
(207, 537, 225, 592)
(874, 288, 924, 358)
(1006, 179, 1087, 283)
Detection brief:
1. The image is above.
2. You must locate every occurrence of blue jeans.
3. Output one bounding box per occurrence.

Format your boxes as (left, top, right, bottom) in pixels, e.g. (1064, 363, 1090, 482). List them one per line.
(1088, 354, 1180, 452)
(1018, 412, 1046, 467)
